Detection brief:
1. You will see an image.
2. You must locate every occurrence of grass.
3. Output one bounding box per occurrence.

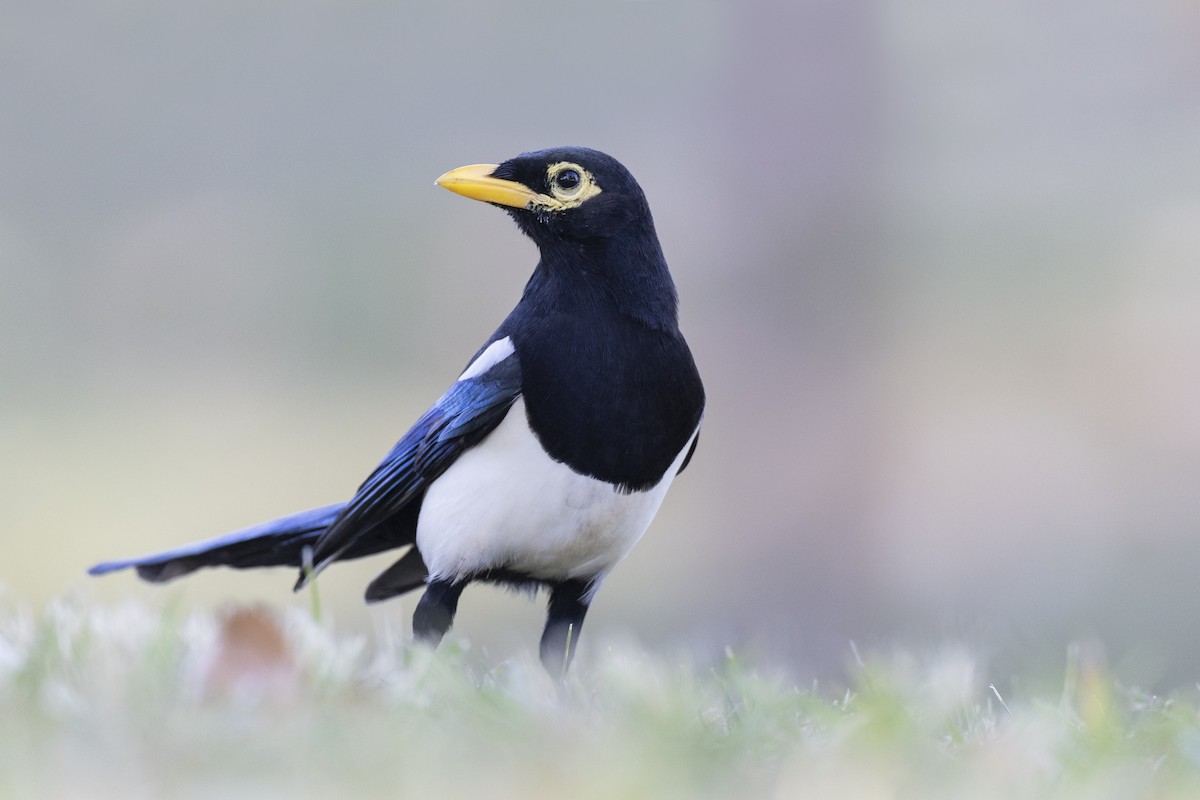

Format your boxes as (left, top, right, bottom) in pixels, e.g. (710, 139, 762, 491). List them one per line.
(3, 593, 1200, 799)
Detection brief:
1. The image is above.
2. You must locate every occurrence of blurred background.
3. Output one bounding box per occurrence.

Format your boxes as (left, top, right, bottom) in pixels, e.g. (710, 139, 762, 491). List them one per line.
(3, 0, 1199, 687)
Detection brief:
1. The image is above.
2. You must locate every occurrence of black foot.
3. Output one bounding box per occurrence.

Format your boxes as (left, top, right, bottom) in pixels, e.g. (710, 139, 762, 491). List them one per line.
(413, 579, 465, 647)
(539, 579, 592, 676)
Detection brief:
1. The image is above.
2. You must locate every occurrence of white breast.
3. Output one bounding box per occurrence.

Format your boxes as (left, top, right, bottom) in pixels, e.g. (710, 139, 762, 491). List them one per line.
(417, 396, 697, 597)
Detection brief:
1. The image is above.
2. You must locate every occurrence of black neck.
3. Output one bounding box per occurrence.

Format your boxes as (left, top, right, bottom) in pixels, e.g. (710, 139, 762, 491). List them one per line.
(524, 221, 679, 332)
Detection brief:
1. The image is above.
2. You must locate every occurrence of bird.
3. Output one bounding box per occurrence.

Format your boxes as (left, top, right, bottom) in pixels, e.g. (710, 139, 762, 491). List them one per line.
(90, 147, 706, 674)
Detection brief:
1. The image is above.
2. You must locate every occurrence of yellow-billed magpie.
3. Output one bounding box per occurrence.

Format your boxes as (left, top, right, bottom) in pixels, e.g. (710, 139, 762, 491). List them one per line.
(90, 147, 705, 673)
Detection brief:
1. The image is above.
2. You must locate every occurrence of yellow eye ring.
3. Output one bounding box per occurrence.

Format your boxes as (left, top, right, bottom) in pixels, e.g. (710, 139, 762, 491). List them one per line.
(546, 162, 592, 202)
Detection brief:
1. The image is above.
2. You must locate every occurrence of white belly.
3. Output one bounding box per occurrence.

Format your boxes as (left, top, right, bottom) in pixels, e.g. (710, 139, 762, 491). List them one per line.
(417, 397, 696, 593)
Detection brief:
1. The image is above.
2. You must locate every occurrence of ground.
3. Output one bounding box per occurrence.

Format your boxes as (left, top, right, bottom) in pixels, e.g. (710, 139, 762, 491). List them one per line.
(3, 595, 1200, 799)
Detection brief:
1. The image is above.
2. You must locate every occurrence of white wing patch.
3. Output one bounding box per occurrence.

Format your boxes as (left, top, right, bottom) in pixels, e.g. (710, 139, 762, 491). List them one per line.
(458, 336, 515, 381)
(417, 397, 699, 598)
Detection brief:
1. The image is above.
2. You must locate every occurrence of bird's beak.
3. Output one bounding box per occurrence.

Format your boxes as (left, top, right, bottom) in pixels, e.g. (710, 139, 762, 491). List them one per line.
(435, 164, 540, 210)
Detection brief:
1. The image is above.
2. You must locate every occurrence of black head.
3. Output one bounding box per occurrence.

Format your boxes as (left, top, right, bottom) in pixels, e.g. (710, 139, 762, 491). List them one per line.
(436, 147, 676, 329)
(436, 147, 655, 248)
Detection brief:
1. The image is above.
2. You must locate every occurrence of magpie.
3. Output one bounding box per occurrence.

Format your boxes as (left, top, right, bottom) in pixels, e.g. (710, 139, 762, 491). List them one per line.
(90, 147, 706, 674)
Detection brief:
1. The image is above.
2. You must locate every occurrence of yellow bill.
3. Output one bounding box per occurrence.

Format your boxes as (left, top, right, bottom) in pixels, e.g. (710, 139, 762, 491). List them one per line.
(435, 164, 540, 210)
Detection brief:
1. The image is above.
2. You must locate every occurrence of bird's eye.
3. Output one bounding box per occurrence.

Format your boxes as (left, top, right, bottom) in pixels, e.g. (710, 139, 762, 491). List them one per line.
(541, 162, 600, 208)
(555, 169, 581, 191)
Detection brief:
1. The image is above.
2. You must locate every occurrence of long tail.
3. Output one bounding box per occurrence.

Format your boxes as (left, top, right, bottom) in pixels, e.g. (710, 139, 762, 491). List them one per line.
(89, 504, 348, 583)
(90, 501, 428, 601)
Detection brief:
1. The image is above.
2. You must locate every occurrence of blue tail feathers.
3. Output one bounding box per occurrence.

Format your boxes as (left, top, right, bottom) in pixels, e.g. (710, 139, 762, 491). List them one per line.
(88, 504, 346, 583)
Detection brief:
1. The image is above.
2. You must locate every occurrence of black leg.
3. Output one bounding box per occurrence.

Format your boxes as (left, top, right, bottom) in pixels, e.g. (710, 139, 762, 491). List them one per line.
(412, 579, 465, 647)
(539, 579, 592, 676)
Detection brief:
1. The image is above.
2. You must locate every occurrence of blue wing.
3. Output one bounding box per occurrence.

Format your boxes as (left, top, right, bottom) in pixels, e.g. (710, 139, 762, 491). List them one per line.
(297, 346, 523, 586)
(88, 344, 521, 590)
